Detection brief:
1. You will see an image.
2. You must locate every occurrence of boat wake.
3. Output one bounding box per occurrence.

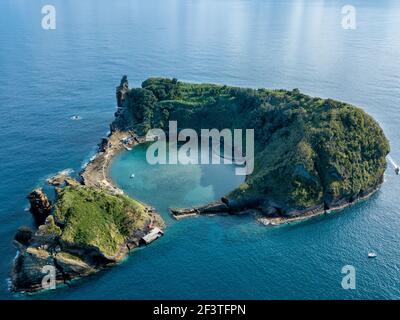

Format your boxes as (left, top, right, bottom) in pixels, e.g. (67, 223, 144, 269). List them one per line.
(387, 155, 399, 175)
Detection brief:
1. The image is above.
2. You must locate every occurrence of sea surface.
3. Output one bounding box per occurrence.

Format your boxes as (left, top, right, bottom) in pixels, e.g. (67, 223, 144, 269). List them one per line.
(1, 0, 400, 299)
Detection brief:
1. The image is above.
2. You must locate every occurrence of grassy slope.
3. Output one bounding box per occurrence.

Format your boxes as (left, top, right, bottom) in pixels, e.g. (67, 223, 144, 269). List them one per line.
(112, 78, 390, 213)
(54, 186, 149, 257)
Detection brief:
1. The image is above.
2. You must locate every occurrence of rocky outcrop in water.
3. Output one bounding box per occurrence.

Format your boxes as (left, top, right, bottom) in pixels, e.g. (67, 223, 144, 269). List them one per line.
(47, 172, 81, 188)
(115, 75, 129, 117)
(27, 189, 52, 225)
(47, 173, 67, 186)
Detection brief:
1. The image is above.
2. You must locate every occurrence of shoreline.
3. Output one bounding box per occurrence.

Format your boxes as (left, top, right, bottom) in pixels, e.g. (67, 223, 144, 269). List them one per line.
(46, 129, 153, 212)
(170, 184, 382, 226)
(257, 184, 381, 226)
(86, 130, 383, 228)
(79, 130, 155, 210)
(80, 130, 143, 195)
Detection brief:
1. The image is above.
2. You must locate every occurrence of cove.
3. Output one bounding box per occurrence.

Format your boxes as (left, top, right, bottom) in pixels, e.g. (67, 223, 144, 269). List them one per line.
(110, 142, 245, 215)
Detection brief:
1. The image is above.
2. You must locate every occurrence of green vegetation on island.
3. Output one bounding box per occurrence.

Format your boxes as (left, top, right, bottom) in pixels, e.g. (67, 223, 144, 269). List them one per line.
(113, 77, 390, 215)
(54, 186, 150, 258)
(12, 184, 161, 292)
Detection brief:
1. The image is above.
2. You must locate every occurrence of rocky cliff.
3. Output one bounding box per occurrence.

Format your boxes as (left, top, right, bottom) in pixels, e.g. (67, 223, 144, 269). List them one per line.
(27, 189, 52, 225)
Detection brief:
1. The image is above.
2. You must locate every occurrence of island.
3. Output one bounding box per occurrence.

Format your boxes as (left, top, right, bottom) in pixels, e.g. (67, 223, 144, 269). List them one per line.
(11, 76, 390, 292)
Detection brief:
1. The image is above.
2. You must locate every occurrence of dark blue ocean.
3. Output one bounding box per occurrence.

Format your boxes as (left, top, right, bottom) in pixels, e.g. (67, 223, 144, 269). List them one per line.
(1, 0, 400, 299)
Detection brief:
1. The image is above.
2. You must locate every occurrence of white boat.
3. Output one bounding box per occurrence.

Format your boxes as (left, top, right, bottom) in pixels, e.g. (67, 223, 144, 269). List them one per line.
(71, 115, 81, 120)
(125, 146, 132, 151)
(368, 252, 377, 258)
(130, 174, 135, 178)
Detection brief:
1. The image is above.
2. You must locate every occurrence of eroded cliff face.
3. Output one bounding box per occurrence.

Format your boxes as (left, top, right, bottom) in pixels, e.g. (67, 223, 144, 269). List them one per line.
(27, 189, 52, 225)
(113, 75, 131, 130)
(12, 214, 93, 292)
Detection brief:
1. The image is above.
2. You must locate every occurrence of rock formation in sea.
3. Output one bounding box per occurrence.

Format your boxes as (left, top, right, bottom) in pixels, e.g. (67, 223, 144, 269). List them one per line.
(27, 189, 52, 225)
(115, 75, 129, 118)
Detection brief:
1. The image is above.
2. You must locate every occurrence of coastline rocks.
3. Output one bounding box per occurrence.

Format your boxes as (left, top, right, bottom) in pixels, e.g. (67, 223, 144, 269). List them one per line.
(57, 239, 117, 266)
(47, 172, 81, 187)
(200, 201, 229, 213)
(15, 226, 34, 247)
(259, 206, 280, 217)
(12, 220, 109, 292)
(99, 137, 109, 152)
(12, 225, 93, 292)
(221, 196, 263, 212)
(282, 203, 325, 218)
(80, 130, 136, 195)
(27, 189, 52, 225)
(36, 216, 62, 239)
(47, 173, 67, 186)
(64, 177, 81, 187)
(12, 247, 64, 292)
(170, 201, 229, 219)
(54, 252, 94, 279)
(115, 75, 129, 117)
(170, 197, 284, 220)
